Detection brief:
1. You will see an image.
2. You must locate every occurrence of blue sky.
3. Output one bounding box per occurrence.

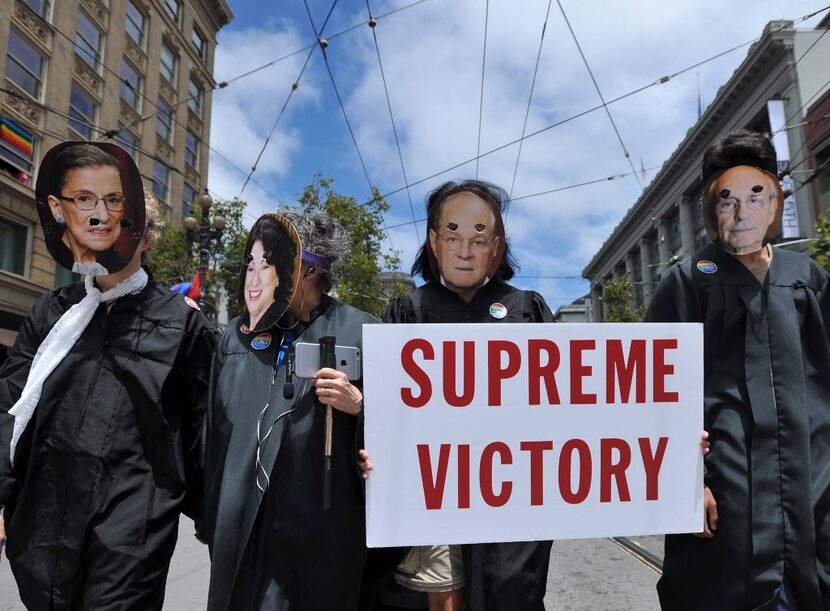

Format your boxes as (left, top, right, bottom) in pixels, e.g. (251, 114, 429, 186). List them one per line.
(207, 0, 828, 309)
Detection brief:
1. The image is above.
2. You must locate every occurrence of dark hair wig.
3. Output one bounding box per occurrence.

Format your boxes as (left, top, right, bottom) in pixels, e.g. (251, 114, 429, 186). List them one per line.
(701, 130, 782, 239)
(411, 179, 519, 282)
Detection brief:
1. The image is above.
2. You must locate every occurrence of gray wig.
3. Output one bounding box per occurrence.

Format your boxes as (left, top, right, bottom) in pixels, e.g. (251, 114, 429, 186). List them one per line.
(278, 208, 349, 293)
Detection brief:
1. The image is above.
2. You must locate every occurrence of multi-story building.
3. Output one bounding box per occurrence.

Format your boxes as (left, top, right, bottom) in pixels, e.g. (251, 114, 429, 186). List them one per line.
(0, 0, 232, 360)
(583, 19, 830, 320)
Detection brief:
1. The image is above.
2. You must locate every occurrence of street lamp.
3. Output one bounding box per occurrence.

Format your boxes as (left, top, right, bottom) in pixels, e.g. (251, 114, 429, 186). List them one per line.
(184, 192, 225, 311)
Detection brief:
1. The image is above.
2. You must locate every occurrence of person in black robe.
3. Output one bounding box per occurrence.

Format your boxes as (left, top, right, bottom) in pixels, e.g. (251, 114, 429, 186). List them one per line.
(646, 130, 830, 610)
(204, 210, 378, 611)
(364, 180, 553, 611)
(0, 189, 214, 609)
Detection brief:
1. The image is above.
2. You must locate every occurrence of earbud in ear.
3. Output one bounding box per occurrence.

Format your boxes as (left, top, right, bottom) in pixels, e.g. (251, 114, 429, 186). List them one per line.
(303, 266, 316, 278)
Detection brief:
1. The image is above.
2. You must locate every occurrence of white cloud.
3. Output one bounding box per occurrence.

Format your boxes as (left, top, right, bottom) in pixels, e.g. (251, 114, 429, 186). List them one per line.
(208, 0, 828, 304)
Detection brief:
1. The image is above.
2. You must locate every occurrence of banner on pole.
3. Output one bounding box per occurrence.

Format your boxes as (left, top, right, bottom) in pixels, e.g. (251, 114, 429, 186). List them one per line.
(363, 323, 704, 547)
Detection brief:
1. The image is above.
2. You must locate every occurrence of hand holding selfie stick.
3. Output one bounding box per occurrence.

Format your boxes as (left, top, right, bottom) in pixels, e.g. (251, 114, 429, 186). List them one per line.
(319, 336, 336, 511)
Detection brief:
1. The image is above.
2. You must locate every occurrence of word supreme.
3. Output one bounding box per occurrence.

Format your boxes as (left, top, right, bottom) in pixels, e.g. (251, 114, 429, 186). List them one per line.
(400, 338, 680, 407)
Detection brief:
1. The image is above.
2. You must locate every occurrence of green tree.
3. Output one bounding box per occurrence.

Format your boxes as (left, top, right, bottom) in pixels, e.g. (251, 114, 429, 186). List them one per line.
(602, 276, 644, 322)
(146, 198, 249, 322)
(813, 209, 830, 272)
(146, 225, 192, 287)
(211, 198, 249, 320)
(297, 176, 405, 318)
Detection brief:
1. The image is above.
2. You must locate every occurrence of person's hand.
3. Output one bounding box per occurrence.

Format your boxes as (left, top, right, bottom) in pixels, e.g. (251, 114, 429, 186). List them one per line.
(312, 368, 363, 416)
(358, 449, 373, 480)
(700, 430, 710, 455)
(694, 486, 718, 538)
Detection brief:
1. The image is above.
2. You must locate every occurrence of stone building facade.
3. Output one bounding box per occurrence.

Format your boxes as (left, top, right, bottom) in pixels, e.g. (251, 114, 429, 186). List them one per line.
(583, 20, 830, 321)
(0, 0, 232, 359)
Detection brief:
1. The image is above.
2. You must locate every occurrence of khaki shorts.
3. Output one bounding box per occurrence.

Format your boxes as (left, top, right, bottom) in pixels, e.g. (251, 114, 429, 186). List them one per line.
(394, 545, 465, 593)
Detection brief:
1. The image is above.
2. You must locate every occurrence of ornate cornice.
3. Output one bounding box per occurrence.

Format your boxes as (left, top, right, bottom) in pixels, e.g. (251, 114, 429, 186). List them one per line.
(12, 1, 52, 51)
(156, 133, 174, 163)
(79, 0, 109, 29)
(186, 107, 202, 136)
(159, 78, 177, 104)
(124, 37, 147, 73)
(119, 98, 141, 128)
(73, 55, 103, 98)
(185, 164, 200, 186)
(2, 80, 42, 124)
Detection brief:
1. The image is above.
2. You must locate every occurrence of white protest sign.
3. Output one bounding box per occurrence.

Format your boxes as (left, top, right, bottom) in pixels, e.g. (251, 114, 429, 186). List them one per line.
(363, 323, 703, 547)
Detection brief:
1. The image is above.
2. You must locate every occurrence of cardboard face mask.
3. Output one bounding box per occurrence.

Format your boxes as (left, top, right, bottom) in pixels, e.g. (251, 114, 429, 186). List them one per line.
(427, 190, 505, 296)
(237, 214, 303, 334)
(703, 165, 782, 256)
(36, 141, 146, 277)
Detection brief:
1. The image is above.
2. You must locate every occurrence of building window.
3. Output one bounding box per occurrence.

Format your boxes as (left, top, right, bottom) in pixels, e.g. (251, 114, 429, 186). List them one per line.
(192, 27, 206, 59)
(54, 266, 78, 287)
(120, 59, 142, 110)
(188, 79, 202, 117)
(164, 0, 181, 24)
(156, 98, 173, 142)
(23, 0, 50, 19)
(185, 130, 199, 168)
(152, 159, 170, 202)
(125, 1, 146, 47)
(115, 127, 137, 158)
(75, 11, 104, 71)
(160, 43, 177, 85)
(182, 182, 195, 217)
(0, 217, 28, 276)
(6, 29, 45, 99)
(68, 83, 97, 138)
(0, 116, 35, 183)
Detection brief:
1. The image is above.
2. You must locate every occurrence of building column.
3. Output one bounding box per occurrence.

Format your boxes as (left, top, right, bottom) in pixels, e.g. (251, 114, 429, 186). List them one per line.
(625, 253, 636, 278)
(591, 283, 603, 322)
(640, 238, 653, 303)
(679, 198, 696, 257)
(612, 266, 621, 281)
(657, 219, 671, 277)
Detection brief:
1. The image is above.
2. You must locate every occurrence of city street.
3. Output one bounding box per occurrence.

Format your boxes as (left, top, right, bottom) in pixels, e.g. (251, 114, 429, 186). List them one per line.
(0, 517, 661, 610)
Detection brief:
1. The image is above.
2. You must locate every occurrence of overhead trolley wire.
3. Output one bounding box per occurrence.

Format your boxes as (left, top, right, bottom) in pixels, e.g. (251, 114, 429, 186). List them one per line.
(218, 0, 433, 88)
(302, 0, 396, 250)
(475, 0, 489, 179)
(355, 5, 830, 213)
(364, 0, 420, 243)
(509, 0, 553, 199)
(555, 0, 642, 189)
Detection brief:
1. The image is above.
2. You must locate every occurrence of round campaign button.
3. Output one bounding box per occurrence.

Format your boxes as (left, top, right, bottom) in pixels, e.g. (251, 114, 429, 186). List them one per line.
(240, 323, 251, 334)
(489, 302, 507, 319)
(696, 260, 718, 274)
(251, 333, 272, 350)
(184, 296, 200, 310)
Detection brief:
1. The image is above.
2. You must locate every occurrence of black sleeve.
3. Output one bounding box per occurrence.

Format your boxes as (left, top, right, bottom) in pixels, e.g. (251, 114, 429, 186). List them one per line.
(644, 266, 694, 323)
(526, 291, 555, 323)
(203, 332, 229, 545)
(177, 314, 216, 536)
(383, 295, 410, 323)
(0, 292, 53, 506)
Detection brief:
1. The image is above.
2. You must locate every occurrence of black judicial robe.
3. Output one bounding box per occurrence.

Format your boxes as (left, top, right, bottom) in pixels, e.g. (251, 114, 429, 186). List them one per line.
(385, 280, 555, 611)
(0, 278, 214, 610)
(646, 242, 830, 611)
(204, 296, 378, 611)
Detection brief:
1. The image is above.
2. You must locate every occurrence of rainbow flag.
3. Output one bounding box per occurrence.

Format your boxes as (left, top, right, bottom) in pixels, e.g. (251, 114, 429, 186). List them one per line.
(1, 117, 34, 157)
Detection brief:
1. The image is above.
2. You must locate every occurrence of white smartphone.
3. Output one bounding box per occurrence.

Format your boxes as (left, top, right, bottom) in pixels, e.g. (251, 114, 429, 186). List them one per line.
(293, 341, 362, 380)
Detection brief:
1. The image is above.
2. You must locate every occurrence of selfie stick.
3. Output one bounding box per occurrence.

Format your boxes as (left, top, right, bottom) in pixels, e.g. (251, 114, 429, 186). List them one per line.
(320, 336, 336, 511)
